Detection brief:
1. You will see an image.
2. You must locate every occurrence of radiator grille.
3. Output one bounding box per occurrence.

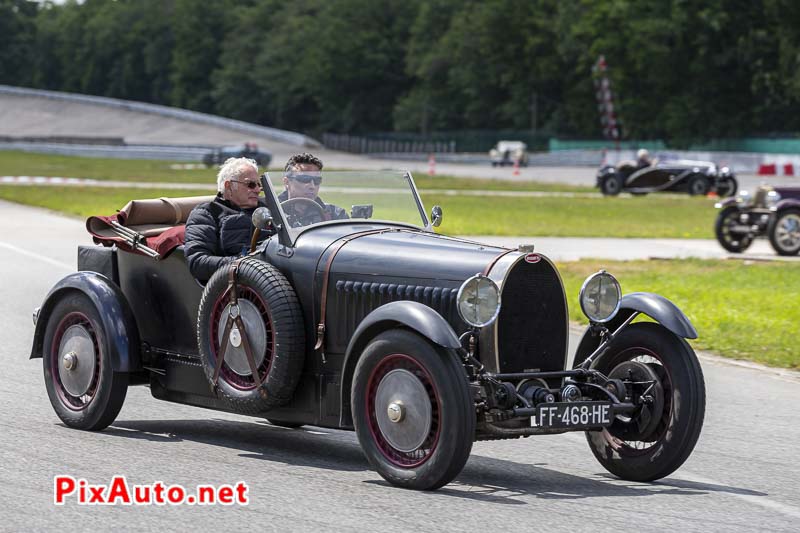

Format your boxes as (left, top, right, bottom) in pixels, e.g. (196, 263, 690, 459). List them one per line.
(496, 259, 567, 373)
(331, 280, 464, 352)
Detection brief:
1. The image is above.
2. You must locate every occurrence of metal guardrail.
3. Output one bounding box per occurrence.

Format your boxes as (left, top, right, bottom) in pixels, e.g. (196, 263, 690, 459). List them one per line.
(0, 84, 319, 148)
(0, 141, 211, 162)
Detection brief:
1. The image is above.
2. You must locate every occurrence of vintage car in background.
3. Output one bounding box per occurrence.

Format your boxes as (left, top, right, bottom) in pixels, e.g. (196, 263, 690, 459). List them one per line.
(30, 170, 705, 490)
(597, 158, 737, 197)
(489, 140, 529, 167)
(202, 142, 272, 168)
(714, 184, 800, 255)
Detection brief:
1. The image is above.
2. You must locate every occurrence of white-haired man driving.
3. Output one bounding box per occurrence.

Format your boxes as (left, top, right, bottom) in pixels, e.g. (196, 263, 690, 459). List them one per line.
(184, 157, 268, 281)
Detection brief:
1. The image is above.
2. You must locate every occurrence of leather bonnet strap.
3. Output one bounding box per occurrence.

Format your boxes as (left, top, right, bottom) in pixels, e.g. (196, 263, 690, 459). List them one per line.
(314, 228, 397, 358)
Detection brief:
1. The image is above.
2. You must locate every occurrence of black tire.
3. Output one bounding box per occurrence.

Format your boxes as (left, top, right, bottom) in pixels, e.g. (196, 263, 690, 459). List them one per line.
(768, 207, 800, 256)
(197, 258, 305, 413)
(351, 329, 475, 490)
(716, 177, 738, 197)
(42, 292, 128, 431)
(715, 206, 753, 253)
(600, 174, 624, 196)
(687, 174, 710, 196)
(586, 323, 705, 481)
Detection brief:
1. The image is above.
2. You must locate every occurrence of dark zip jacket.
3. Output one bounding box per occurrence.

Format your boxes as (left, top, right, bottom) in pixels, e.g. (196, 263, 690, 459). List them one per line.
(184, 194, 268, 281)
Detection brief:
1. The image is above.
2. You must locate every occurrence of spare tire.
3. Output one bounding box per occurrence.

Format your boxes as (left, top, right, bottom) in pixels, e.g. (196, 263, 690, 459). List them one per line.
(197, 258, 305, 413)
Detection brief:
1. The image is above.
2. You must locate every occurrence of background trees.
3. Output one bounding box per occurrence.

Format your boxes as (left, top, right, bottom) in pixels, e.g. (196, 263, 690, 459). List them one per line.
(2, 0, 800, 141)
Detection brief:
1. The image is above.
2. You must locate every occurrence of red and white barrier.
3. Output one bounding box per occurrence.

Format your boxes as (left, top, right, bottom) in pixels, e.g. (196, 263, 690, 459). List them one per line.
(757, 157, 800, 176)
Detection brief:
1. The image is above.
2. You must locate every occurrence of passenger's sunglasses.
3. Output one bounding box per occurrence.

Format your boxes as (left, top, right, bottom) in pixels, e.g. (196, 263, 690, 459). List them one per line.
(231, 179, 262, 190)
(289, 174, 323, 185)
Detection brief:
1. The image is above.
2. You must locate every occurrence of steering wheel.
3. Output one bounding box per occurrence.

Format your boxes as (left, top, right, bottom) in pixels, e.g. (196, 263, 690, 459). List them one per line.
(281, 197, 326, 228)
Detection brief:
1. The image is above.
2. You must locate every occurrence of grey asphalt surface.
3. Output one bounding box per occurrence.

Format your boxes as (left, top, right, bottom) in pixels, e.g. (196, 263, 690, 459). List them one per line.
(1, 201, 799, 531)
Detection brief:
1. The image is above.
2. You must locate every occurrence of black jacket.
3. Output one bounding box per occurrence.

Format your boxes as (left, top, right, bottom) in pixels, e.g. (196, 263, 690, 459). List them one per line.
(184, 194, 268, 281)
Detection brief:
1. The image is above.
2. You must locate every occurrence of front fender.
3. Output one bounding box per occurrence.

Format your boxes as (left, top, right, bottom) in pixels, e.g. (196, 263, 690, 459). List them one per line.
(775, 198, 800, 211)
(715, 197, 739, 209)
(338, 301, 460, 427)
(30, 271, 141, 372)
(572, 292, 696, 368)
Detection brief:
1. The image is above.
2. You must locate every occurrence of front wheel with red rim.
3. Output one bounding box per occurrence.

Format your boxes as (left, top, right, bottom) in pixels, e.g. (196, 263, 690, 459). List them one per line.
(352, 329, 474, 490)
(586, 322, 706, 481)
(42, 292, 128, 431)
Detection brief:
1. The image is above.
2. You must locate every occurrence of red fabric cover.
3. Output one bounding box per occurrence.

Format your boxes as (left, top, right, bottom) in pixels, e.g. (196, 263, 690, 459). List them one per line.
(146, 225, 186, 257)
(85, 213, 185, 258)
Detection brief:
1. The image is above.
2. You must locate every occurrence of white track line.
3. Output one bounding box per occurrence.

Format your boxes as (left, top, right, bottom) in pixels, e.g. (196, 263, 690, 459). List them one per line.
(0, 241, 73, 271)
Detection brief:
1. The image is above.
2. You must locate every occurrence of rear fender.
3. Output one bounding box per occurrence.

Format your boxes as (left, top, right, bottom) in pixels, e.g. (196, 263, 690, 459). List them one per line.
(572, 292, 696, 368)
(30, 271, 141, 372)
(338, 301, 460, 427)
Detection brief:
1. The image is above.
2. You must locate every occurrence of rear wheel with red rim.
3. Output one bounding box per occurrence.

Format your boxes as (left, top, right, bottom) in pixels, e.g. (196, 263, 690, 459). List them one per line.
(42, 292, 128, 430)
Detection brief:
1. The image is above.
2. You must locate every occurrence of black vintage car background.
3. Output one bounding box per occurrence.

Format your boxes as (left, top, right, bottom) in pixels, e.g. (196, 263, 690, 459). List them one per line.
(202, 143, 272, 168)
(597, 159, 738, 197)
(715, 185, 800, 255)
(30, 171, 706, 490)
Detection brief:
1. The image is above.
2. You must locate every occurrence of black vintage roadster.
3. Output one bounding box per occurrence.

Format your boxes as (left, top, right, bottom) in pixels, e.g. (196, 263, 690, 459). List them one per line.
(597, 158, 737, 197)
(31, 170, 706, 490)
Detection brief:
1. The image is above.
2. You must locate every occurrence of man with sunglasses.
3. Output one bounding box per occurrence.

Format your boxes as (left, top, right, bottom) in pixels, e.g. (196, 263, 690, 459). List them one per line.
(184, 157, 269, 281)
(278, 153, 348, 226)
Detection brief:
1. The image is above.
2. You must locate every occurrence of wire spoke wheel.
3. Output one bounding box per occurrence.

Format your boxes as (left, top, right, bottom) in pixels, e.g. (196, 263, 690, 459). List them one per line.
(586, 322, 705, 481)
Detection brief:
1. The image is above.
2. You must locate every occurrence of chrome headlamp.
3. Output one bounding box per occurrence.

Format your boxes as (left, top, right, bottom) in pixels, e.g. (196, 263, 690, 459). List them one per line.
(457, 274, 501, 328)
(720, 166, 731, 176)
(737, 189, 752, 206)
(579, 270, 621, 323)
(766, 190, 781, 209)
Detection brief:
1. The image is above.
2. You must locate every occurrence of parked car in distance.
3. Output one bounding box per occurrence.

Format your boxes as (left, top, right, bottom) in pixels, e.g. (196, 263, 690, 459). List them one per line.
(202, 142, 272, 168)
(490, 140, 529, 167)
(31, 170, 705, 491)
(714, 184, 800, 255)
(597, 158, 737, 197)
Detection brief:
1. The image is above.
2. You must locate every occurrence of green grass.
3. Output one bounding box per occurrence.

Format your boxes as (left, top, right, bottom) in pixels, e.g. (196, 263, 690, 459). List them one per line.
(422, 193, 716, 237)
(557, 259, 800, 369)
(0, 185, 212, 218)
(0, 150, 592, 191)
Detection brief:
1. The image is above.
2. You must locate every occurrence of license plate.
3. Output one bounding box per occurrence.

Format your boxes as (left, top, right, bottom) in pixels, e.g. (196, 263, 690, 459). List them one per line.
(531, 402, 612, 429)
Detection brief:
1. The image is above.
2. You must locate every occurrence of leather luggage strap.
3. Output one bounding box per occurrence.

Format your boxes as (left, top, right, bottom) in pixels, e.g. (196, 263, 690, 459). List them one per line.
(211, 258, 263, 389)
(314, 228, 397, 358)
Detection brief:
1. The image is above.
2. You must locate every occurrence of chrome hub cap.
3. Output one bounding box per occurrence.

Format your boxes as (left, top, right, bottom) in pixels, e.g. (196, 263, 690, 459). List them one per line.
(374, 369, 431, 453)
(776, 214, 800, 250)
(58, 325, 97, 396)
(216, 299, 266, 376)
(387, 402, 405, 423)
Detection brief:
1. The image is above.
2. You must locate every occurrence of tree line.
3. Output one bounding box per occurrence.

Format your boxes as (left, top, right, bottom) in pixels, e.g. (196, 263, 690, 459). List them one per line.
(3, 0, 800, 142)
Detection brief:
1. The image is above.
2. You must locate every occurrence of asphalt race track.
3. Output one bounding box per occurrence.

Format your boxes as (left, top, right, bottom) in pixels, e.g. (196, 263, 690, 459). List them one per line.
(0, 200, 799, 531)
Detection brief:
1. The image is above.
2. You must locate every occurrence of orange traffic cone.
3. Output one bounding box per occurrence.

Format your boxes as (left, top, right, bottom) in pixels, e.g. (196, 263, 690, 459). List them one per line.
(512, 158, 521, 176)
(428, 153, 436, 176)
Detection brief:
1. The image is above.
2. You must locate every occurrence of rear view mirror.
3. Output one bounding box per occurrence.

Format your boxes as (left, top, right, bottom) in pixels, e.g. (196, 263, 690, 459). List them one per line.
(430, 205, 443, 227)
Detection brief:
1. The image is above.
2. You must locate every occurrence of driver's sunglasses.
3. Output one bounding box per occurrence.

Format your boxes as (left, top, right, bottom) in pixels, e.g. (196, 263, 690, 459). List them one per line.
(290, 174, 323, 185)
(232, 179, 262, 190)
